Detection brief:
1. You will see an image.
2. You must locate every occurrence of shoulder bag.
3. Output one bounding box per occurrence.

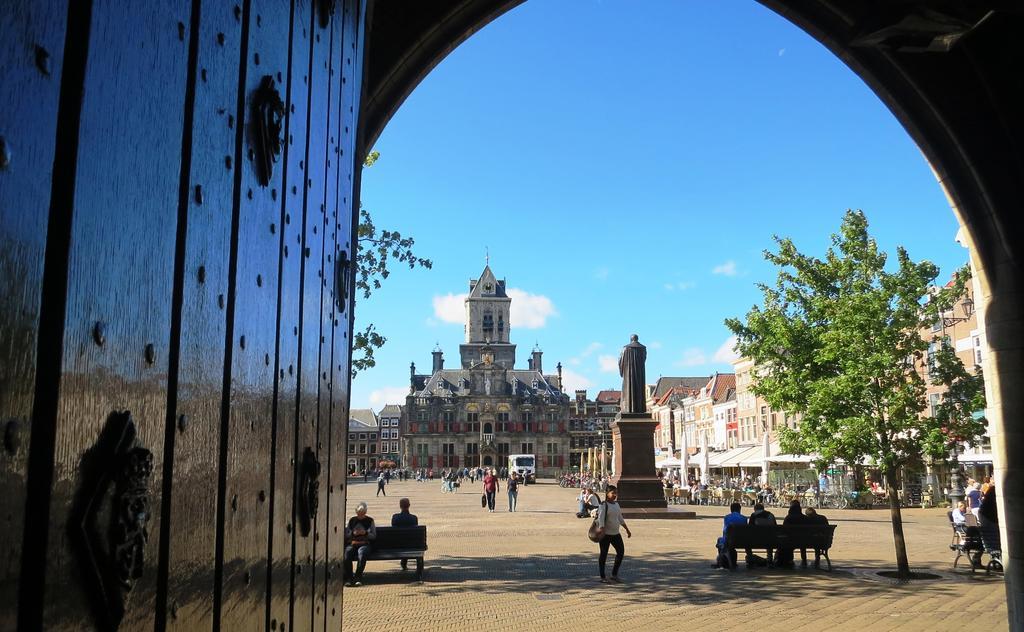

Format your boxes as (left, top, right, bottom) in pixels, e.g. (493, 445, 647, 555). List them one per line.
(587, 502, 606, 543)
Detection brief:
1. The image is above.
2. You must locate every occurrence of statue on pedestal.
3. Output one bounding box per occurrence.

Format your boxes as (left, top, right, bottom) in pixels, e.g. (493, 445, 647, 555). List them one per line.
(619, 334, 647, 414)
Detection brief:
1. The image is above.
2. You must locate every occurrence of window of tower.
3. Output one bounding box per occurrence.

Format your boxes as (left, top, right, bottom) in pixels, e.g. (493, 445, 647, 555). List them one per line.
(482, 312, 494, 335)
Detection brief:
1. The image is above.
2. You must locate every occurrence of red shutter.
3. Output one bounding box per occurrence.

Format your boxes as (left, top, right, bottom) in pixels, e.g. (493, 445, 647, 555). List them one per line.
(456, 423, 462, 433)
(411, 456, 418, 468)
(557, 455, 564, 467)
(428, 456, 434, 468)
(453, 455, 459, 468)
(516, 423, 523, 433)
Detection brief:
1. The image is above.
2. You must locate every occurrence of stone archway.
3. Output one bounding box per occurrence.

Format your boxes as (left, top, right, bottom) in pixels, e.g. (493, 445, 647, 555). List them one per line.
(484, 455, 494, 467)
(359, 2, 1024, 626)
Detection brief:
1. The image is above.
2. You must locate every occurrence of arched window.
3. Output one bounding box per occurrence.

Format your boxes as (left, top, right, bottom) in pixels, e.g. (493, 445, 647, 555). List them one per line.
(484, 422, 493, 434)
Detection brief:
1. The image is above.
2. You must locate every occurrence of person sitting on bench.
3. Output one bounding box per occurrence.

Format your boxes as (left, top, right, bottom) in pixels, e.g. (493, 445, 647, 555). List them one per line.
(745, 502, 777, 567)
(714, 502, 747, 568)
(775, 500, 806, 568)
(804, 507, 829, 568)
(391, 498, 418, 570)
(345, 502, 376, 586)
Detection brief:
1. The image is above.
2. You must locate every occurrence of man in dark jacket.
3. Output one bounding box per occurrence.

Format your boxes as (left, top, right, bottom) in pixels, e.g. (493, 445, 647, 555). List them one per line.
(745, 502, 777, 567)
(391, 498, 419, 570)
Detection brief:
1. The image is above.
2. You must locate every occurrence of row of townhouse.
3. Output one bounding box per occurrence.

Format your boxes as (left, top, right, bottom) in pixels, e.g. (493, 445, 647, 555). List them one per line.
(647, 262, 993, 481)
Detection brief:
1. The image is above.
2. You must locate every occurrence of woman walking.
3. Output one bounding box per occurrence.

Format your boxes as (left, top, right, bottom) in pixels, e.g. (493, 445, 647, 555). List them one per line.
(483, 468, 499, 512)
(595, 485, 631, 583)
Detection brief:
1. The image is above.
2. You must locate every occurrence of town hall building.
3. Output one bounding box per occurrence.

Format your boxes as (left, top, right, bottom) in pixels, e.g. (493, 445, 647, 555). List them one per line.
(401, 264, 572, 476)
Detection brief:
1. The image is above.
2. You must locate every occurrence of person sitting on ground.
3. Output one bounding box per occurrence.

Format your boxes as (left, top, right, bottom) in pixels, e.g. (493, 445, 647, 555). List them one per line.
(344, 502, 376, 586)
(775, 500, 806, 568)
(391, 497, 419, 570)
(714, 502, 747, 569)
(577, 487, 599, 518)
(745, 502, 778, 567)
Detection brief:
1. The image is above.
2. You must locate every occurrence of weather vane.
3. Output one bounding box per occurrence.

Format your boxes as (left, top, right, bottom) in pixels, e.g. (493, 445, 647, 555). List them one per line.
(485, 246, 489, 266)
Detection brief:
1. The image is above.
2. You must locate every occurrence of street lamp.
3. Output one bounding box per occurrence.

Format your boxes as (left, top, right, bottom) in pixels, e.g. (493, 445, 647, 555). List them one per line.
(947, 441, 965, 505)
(599, 429, 605, 477)
(941, 295, 975, 328)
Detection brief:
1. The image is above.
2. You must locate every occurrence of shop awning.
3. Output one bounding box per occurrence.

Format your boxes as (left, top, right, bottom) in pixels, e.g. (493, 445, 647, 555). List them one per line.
(708, 445, 761, 468)
(958, 452, 993, 464)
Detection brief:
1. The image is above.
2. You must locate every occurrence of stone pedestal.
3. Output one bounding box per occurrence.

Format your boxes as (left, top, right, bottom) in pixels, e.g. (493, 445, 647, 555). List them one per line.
(611, 412, 667, 509)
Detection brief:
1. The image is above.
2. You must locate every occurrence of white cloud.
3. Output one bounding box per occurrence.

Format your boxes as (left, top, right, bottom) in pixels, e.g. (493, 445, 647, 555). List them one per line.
(559, 367, 593, 393)
(713, 335, 740, 363)
(508, 288, 558, 328)
(432, 292, 466, 324)
(649, 341, 663, 350)
(579, 342, 601, 358)
(712, 260, 738, 277)
(368, 386, 409, 409)
(778, 48, 786, 57)
(598, 355, 619, 373)
(594, 267, 610, 281)
(675, 348, 707, 367)
(663, 283, 674, 291)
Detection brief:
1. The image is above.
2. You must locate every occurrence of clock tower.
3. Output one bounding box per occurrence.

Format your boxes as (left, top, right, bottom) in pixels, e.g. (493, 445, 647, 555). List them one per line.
(460, 264, 516, 368)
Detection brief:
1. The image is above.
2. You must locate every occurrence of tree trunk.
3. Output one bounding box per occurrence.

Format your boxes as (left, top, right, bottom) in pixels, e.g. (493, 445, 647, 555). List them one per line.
(885, 468, 912, 578)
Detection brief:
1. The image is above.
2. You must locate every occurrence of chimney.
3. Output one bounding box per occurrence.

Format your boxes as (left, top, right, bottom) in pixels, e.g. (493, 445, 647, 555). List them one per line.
(531, 345, 543, 374)
(527, 358, 534, 371)
(432, 344, 444, 373)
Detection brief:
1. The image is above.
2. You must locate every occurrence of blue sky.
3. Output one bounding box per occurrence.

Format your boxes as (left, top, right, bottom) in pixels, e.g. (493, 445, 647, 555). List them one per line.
(351, 0, 966, 411)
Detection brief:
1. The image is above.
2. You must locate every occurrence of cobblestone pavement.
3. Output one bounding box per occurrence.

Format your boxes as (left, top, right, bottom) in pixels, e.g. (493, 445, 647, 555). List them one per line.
(341, 479, 1007, 632)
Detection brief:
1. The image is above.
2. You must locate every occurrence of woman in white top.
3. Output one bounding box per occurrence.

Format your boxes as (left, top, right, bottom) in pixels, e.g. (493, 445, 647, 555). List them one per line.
(595, 485, 632, 583)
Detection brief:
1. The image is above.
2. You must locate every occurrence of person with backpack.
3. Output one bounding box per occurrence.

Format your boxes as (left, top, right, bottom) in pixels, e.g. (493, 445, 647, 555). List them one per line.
(507, 472, 520, 512)
(594, 485, 631, 583)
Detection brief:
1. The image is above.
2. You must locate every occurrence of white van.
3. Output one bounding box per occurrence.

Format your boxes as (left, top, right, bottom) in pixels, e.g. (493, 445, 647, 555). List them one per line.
(508, 454, 536, 484)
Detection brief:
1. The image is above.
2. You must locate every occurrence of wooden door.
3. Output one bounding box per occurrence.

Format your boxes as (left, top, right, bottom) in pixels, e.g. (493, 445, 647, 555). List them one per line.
(0, 0, 363, 629)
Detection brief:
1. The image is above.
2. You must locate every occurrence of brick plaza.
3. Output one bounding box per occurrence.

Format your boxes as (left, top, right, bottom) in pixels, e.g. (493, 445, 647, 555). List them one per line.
(341, 479, 1007, 631)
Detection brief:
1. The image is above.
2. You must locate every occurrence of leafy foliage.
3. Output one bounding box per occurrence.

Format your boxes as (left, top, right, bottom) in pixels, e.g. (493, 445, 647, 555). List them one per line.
(725, 209, 985, 576)
(351, 151, 432, 377)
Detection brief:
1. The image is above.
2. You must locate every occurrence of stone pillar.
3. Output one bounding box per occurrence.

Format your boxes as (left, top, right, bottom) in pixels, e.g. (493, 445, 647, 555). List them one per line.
(610, 412, 666, 509)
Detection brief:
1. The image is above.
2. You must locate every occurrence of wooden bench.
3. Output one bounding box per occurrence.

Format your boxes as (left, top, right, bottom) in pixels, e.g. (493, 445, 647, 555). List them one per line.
(724, 524, 837, 570)
(359, 526, 428, 579)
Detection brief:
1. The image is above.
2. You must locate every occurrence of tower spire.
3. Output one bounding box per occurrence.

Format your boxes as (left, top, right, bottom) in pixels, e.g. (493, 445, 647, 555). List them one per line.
(485, 246, 489, 266)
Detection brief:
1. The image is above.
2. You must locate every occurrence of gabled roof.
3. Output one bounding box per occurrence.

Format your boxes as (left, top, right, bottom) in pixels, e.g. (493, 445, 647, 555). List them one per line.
(349, 408, 378, 429)
(709, 373, 736, 402)
(379, 404, 403, 417)
(595, 390, 621, 404)
(467, 265, 508, 298)
(650, 376, 709, 400)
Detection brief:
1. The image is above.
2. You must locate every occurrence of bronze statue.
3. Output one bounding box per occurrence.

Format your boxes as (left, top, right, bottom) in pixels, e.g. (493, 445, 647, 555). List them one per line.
(619, 334, 647, 414)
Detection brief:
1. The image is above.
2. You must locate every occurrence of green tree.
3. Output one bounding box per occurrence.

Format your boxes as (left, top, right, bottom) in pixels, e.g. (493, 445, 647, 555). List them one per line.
(352, 151, 432, 377)
(725, 210, 984, 578)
